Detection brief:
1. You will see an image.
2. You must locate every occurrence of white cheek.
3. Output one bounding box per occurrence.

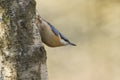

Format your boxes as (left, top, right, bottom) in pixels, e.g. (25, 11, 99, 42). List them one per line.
(60, 39, 68, 45)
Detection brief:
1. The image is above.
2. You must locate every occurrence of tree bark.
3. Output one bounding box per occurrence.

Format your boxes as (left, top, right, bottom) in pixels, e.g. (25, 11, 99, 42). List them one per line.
(0, 0, 48, 80)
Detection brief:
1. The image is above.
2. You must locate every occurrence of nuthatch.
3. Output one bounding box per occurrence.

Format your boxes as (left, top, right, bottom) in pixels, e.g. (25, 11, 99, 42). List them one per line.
(37, 16, 76, 47)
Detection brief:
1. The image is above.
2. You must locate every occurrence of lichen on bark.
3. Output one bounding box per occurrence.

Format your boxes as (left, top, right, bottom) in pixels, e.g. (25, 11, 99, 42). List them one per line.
(0, 0, 48, 80)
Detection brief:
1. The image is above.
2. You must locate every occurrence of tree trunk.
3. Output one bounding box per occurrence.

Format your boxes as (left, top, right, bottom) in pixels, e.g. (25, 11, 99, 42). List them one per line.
(0, 0, 48, 80)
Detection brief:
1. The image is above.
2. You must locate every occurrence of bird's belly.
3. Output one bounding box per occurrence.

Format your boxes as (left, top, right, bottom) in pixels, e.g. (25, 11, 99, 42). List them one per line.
(41, 30, 64, 47)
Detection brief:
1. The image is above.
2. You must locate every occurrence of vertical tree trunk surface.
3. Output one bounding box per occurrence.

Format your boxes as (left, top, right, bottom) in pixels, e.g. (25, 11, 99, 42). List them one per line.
(0, 0, 48, 80)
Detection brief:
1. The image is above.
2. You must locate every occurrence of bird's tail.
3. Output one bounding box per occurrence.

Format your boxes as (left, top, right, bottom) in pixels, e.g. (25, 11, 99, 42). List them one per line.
(69, 42, 76, 46)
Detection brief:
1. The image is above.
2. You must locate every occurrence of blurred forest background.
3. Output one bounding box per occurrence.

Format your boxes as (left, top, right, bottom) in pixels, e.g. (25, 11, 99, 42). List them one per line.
(36, 0, 120, 80)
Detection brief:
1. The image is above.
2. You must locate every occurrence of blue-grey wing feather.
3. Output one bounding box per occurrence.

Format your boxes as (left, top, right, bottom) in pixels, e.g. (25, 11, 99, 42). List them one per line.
(59, 33, 70, 42)
(46, 22, 60, 36)
(46, 21, 70, 42)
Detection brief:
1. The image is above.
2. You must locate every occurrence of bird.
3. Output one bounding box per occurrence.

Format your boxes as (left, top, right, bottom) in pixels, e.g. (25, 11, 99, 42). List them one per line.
(36, 16, 76, 47)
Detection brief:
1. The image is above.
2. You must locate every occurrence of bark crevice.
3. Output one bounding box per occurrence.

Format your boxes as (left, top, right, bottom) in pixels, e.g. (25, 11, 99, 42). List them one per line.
(0, 0, 48, 80)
